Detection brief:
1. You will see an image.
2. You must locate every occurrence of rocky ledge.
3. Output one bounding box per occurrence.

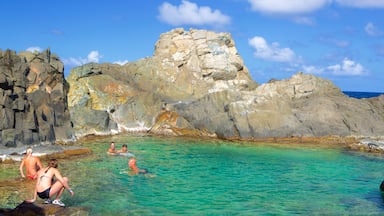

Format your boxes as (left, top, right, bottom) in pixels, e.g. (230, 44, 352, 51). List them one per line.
(0, 201, 90, 216)
(0, 144, 92, 215)
(348, 139, 384, 153)
(0, 144, 91, 163)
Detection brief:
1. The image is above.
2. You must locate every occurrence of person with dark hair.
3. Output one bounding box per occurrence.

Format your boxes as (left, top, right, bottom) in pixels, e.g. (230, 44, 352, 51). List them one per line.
(26, 159, 74, 207)
(118, 144, 128, 153)
(19, 147, 43, 180)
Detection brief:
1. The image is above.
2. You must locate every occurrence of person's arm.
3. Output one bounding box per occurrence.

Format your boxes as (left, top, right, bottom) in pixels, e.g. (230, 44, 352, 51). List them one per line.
(19, 159, 25, 178)
(54, 169, 75, 196)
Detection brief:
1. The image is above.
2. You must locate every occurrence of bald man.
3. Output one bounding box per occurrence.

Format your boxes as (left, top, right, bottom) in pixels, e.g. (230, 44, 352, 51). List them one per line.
(19, 147, 43, 180)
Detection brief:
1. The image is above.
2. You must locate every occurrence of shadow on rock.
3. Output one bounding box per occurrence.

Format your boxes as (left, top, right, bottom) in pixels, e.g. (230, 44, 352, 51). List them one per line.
(0, 201, 90, 216)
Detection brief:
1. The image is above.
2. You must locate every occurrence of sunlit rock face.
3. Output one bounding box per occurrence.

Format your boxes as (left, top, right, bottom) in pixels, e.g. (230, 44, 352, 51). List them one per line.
(67, 28, 384, 140)
(67, 28, 257, 138)
(0, 49, 74, 147)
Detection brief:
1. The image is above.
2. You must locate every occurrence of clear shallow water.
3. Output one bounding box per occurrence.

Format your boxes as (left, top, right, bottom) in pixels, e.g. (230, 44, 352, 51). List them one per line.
(6, 135, 384, 215)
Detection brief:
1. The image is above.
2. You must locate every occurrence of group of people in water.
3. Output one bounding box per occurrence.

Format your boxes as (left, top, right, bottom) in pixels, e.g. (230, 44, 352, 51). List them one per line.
(107, 142, 148, 174)
(19, 142, 146, 207)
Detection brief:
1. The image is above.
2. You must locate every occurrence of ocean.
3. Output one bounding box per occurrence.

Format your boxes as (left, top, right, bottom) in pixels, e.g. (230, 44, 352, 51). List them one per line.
(343, 91, 383, 99)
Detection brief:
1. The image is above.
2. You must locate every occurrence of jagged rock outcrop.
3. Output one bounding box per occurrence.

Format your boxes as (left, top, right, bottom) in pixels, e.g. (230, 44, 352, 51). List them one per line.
(67, 28, 257, 137)
(67, 28, 384, 140)
(174, 73, 384, 138)
(0, 49, 74, 147)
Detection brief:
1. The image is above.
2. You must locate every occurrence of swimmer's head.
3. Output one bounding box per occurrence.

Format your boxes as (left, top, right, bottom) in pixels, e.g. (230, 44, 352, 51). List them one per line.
(26, 147, 33, 155)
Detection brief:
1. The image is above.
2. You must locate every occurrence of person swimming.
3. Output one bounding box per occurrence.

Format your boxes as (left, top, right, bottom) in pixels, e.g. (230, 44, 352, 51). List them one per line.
(107, 142, 118, 155)
(128, 158, 147, 175)
(118, 144, 128, 153)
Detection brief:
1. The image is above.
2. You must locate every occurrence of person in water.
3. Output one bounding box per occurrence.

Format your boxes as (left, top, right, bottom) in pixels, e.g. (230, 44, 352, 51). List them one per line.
(107, 142, 118, 155)
(19, 147, 43, 180)
(26, 158, 74, 207)
(118, 144, 128, 153)
(128, 157, 147, 174)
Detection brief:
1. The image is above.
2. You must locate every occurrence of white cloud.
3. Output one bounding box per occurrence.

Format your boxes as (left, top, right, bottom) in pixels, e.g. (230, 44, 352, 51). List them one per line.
(247, 0, 330, 15)
(247, 0, 384, 16)
(62, 50, 102, 67)
(26, 47, 42, 53)
(365, 22, 383, 37)
(248, 36, 296, 62)
(327, 58, 368, 76)
(113, 60, 129, 65)
(335, 0, 384, 8)
(303, 59, 368, 76)
(302, 65, 325, 74)
(158, 0, 230, 26)
(87, 51, 101, 63)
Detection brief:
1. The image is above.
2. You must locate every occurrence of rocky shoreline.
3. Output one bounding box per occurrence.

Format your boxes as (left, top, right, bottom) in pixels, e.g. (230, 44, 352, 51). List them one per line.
(1, 134, 383, 163)
(0, 144, 91, 163)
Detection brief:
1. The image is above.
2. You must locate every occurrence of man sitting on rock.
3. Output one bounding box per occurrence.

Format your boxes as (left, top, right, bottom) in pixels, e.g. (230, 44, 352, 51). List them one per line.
(19, 147, 43, 180)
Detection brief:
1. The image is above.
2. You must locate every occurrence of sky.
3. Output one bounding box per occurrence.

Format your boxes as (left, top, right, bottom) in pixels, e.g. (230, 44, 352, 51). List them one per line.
(1, 0, 384, 92)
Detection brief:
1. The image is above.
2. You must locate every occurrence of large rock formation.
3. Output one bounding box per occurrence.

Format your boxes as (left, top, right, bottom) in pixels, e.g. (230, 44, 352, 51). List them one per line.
(67, 28, 384, 140)
(67, 28, 257, 137)
(0, 49, 74, 147)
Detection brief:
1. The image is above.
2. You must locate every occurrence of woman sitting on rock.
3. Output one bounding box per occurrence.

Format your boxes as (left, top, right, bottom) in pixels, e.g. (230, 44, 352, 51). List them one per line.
(26, 158, 74, 207)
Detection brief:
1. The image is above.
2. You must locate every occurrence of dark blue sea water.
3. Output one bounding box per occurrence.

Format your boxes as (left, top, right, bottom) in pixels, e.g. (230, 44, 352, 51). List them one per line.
(343, 91, 383, 99)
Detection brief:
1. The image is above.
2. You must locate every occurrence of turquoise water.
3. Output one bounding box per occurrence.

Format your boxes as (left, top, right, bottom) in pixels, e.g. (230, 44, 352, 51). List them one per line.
(43, 136, 384, 215)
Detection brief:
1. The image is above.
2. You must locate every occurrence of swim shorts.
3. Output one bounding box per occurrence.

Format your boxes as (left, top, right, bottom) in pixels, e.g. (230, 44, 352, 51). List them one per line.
(37, 187, 51, 199)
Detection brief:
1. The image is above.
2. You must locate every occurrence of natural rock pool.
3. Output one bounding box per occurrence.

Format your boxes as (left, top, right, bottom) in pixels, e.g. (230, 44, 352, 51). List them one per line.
(1, 135, 384, 215)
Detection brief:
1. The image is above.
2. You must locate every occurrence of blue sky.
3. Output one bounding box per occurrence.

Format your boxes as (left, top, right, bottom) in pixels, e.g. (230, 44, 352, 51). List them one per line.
(1, 0, 384, 92)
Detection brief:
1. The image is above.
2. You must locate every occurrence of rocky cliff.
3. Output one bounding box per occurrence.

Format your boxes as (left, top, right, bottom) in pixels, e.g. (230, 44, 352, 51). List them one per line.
(1, 28, 383, 149)
(0, 49, 74, 147)
(67, 28, 384, 140)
